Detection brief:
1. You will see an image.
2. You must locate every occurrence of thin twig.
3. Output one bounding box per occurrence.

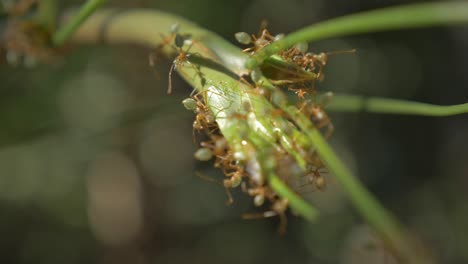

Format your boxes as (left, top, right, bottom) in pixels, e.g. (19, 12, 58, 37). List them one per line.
(53, 0, 107, 46)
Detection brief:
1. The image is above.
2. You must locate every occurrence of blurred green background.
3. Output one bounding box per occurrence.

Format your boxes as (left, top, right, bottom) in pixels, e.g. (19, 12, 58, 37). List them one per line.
(1, 0, 468, 263)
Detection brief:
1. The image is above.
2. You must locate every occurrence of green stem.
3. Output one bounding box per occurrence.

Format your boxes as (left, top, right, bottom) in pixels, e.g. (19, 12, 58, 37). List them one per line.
(328, 94, 468, 116)
(270, 175, 318, 221)
(283, 105, 431, 264)
(71, 8, 317, 220)
(247, 1, 468, 69)
(25, 8, 449, 262)
(37, 0, 58, 29)
(53, 0, 107, 46)
(71, 9, 247, 75)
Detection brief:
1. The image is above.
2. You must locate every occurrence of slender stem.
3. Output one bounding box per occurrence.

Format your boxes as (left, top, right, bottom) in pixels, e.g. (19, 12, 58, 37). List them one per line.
(37, 0, 58, 29)
(283, 105, 431, 264)
(270, 175, 318, 221)
(53, 0, 107, 46)
(328, 94, 468, 116)
(71, 9, 248, 75)
(247, 1, 468, 69)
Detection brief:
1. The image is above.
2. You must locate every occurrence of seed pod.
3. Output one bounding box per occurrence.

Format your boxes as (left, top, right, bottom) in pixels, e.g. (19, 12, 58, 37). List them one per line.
(182, 98, 197, 111)
(274, 33, 285, 41)
(235, 32, 252, 45)
(194, 148, 213, 161)
(254, 194, 265, 207)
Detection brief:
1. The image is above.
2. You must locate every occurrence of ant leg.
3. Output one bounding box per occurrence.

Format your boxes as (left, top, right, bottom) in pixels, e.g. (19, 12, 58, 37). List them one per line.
(195, 172, 234, 205)
(277, 213, 288, 235)
(242, 211, 277, 220)
(324, 122, 334, 139)
(195, 171, 220, 185)
(167, 63, 176, 94)
(325, 48, 357, 56)
(224, 187, 234, 205)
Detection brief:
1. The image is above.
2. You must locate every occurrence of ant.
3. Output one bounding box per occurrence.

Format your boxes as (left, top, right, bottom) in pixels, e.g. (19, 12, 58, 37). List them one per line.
(235, 21, 278, 55)
(149, 23, 179, 67)
(195, 171, 235, 205)
(299, 93, 334, 139)
(242, 183, 273, 207)
(243, 196, 290, 235)
(195, 155, 246, 205)
(193, 125, 248, 205)
(282, 47, 356, 82)
(149, 23, 200, 94)
(286, 81, 316, 100)
(301, 168, 327, 191)
(183, 93, 218, 136)
(277, 47, 356, 101)
(167, 33, 195, 94)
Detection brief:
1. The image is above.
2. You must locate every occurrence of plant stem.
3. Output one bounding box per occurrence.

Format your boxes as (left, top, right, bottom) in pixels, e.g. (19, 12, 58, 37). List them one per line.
(71, 9, 248, 75)
(283, 104, 431, 264)
(71, 8, 318, 220)
(49, 7, 456, 262)
(37, 0, 58, 29)
(247, 1, 468, 69)
(328, 94, 468, 116)
(270, 175, 318, 221)
(53, 0, 107, 46)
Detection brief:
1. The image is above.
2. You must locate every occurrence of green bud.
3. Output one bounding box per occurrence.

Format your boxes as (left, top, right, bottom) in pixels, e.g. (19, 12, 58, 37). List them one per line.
(194, 148, 213, 161)
(235, 32, 252, 45)
(182, 98, 197, 111)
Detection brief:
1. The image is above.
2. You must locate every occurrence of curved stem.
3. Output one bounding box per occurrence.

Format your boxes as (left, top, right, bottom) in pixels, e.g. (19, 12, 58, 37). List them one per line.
(37, 0, 58, 29)
(53, 0, 107, 46)
(71, 9, 248, 75)
(247, 1, 468, 69)
(283, 104, 432, 264)
(71, 8, 317, 220)
(270, 175, 318, 221)
(328, 94, 468, 116)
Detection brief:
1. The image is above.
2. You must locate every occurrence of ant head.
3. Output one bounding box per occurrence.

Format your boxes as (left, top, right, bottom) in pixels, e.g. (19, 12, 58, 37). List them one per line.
(174, 33, 185, 48)
(174, 33, 192, 49)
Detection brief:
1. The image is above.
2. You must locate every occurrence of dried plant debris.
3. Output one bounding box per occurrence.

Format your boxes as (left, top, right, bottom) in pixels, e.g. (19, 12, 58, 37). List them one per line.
(1, 0, 59, 66)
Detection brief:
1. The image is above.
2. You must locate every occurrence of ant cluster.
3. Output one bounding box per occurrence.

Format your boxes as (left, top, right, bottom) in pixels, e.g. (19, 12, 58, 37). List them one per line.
(235, 25, 345, 138)
(177, 84, 293, 233)
(157, 23, 350, 233)
(185, 92, 293, 233)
